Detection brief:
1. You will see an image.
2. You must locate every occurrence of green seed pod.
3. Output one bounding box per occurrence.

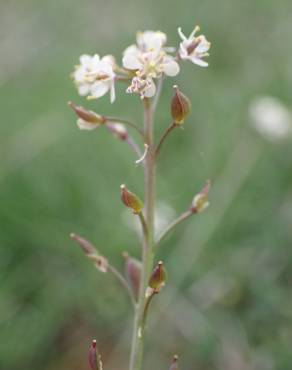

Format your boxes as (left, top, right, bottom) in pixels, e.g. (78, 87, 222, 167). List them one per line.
(191, 180, 211, 213)
(148, 261, 167, 292)
(120, 184, 144, 214)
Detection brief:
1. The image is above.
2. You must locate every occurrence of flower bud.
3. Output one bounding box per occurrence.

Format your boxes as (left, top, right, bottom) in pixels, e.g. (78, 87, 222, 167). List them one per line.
(171, 86, 191, 124)
(191, 180, 211, 213)
(68, 101, 106, 130)
(120, 184, 143, 214)
(70, 233, 96, 255)
(148, 261, 167, 293)
(124, 252, 142, 300)
(70, 233, 108, 273)
(169, 355, 179, 370)
(107, 123, 128, 141)
(88, 340, 103, 370)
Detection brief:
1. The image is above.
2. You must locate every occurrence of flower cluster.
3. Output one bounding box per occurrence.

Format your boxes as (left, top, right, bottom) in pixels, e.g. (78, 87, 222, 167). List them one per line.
(72, 27, 210, 102)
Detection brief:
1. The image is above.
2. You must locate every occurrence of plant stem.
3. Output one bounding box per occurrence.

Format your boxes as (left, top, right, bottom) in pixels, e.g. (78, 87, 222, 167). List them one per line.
(156, 209, 194, 246)
(126, 136, 143, 158)
(155, 122, 177, 158)
(106, 117, 145, 138)
(138, 212, 149, 243)
(108, 264, 136, 308)
(129, 98, 156, 370)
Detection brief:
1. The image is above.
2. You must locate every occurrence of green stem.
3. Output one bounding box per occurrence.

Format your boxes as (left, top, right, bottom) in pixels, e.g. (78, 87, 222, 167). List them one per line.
(155, 122, 177, 158)
(155, 209, 194, 246)
(129, 98, 156, 370)
(107, 264, 136, 308)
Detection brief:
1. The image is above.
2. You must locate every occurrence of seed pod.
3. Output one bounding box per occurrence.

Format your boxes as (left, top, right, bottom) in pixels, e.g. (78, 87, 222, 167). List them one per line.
(88, 340, 103, 370)
(120, 184, 144, 214)
(191, 180, 211, 213)
(68, 101, 106, 130)
(169, 355, 179, 370)
(70, 233, 96, 255)
(148, 261, 167, 292)
(124, 253, 142, 300)
(171, 86, 191, 124)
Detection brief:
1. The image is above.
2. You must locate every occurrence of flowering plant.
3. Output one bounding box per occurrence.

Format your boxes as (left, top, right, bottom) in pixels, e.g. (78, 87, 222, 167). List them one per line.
(69, 26, 211, 370)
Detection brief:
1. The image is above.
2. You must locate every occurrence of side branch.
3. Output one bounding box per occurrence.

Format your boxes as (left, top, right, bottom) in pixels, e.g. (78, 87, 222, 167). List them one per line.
(108, 264, 136, 308)
(70, 233, 136, 307)
(155, 122, 177, 158)
(106, 125, 142, 158)
(107, 117, 145, 139)
(156, 209, 194, 246)
(138, 212, 149, 245)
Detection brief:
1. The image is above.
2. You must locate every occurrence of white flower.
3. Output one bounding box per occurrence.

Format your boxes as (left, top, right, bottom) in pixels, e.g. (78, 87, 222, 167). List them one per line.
(178, 26, 211, 67)
(123, 46, 179, 79)
(122, 31, 179, 98)
(249, 96, 292, 140)
(73, 54, 116, 103)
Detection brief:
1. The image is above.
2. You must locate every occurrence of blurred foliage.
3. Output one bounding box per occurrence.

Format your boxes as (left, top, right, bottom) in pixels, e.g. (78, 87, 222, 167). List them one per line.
(0, 0, 292, 369)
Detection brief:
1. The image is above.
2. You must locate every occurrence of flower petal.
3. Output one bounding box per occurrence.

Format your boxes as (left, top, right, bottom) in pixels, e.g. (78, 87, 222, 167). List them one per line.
(78, 83, 90, 96)
(77, 118, 99, 130)
(196, 37, 211, 53)
(110, 83, 116, 103)
(190, 56, 209, 67)
(163, 59, 180, 76)
(80, 54, 94, 66)
(137, 31, 166, 52)
(122, 53, 142, 70)
(90, 82, 110, 98)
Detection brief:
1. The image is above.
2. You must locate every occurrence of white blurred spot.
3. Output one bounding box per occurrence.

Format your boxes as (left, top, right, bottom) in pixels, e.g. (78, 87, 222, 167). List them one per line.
(122, 201, 176, 238)
(249, 96, 292, 141)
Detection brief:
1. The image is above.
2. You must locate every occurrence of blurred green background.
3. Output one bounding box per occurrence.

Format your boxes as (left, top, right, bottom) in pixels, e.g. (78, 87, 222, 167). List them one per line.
(1, 0, 292, 369)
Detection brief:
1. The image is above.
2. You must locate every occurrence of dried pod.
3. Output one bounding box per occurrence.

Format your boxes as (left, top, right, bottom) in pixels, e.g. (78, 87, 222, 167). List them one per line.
(68, 101, 106, 130)
(124, 252, 142, 300)
(88, 340, 103, 370)
(120, 184, 144, 214)
(171, 86, 191, 124)
(191, 180, 211, 213)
